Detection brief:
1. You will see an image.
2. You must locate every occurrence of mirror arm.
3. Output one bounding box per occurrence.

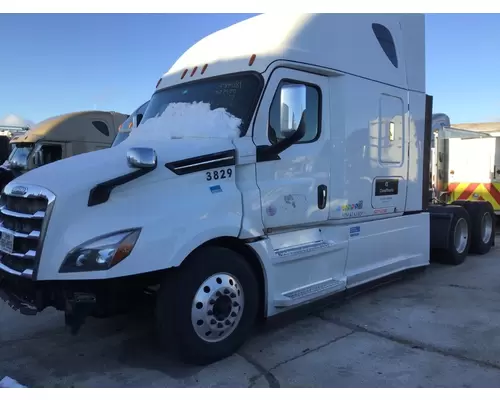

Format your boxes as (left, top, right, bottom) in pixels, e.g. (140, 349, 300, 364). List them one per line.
(257, 111, 307, 162)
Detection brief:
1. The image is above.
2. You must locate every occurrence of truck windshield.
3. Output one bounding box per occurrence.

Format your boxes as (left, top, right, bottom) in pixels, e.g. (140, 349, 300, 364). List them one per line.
(141, 73, 262, 137)
(8, 144, 33, 169)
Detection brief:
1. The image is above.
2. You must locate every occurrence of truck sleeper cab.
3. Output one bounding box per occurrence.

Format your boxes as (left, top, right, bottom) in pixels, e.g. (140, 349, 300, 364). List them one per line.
(0, 111, 128, 192)
(0, 13, 495, 366)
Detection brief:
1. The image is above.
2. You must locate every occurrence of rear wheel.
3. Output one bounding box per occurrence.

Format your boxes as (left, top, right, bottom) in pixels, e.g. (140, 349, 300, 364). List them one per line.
(430, 205, 471, 265)
(451, 200, 495, 254)
(155, 245, 259, 365)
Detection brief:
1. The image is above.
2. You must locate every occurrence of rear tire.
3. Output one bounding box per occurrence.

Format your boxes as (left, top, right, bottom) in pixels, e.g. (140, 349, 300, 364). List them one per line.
(155, 245, 259, 365)
(431, 205, 471, 265)
(451, 200, 495, 255)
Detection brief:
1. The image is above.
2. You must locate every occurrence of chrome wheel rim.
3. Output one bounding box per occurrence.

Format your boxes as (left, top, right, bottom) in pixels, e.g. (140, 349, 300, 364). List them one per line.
(191, 273, 244, 343)
(481, 212, 493, 244)
(454, 217, 469, 254)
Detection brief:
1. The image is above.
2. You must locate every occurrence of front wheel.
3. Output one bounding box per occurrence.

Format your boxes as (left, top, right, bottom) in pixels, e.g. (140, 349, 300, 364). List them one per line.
(155, 246, 259, 365)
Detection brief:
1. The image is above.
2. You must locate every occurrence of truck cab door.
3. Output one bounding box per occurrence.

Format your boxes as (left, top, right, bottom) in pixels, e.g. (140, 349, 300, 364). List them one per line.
(253, 68, 330, 230)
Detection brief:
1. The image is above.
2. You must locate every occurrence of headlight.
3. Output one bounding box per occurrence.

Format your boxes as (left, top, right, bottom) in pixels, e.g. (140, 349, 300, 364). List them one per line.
(59, 229, 141, 273)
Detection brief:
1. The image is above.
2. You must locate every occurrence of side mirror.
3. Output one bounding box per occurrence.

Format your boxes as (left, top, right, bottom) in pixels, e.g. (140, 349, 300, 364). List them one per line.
(127, 147, 157, 169)
(262, 83, 307, 159)
(279, 83, 306, 139)
(33, 150, 42, 167)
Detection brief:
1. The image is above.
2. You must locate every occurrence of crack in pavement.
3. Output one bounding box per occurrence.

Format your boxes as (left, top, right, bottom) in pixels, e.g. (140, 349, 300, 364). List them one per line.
(240, 353, 281, 388)
(317, 313, 500, 372)
(242, 330, 355, 387)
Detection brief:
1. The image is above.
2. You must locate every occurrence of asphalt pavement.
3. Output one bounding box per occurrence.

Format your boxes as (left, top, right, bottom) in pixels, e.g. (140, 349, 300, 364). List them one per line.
(2, 242, 500, 387)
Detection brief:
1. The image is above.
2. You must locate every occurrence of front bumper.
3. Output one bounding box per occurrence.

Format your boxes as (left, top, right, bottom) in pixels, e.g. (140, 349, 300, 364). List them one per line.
(0, 269, 56, 315)
(0, 268, 158, 333)
(0, 273, 39, 315)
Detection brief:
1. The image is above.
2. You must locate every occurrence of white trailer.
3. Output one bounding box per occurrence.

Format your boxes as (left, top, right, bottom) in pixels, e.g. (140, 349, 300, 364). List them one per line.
(0, 13, 495, 365)
(431, 117, 500, 215)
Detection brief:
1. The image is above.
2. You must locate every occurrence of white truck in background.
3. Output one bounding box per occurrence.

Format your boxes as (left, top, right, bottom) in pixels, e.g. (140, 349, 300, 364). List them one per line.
(0, 13, 495, 365)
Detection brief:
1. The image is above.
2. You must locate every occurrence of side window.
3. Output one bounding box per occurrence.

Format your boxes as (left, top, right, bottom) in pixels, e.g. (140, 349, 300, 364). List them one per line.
(92, 120, 110, 136)
(372, 23, 398, 68)
(268, 80, 321, 145)
(40, 144, 63, 165)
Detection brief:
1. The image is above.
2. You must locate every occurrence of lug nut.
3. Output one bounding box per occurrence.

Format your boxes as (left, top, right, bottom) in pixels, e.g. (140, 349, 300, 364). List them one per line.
(225, 320, 231, 326)
(233, 301, 239, 307)
(207, 310, 213, 316)
(217, 322, 223, 328)
(231, 312, 237, 317)
(230, 293, 236, 298)
(209, 299, 215, 305)
(223, 289, 230, 295)
(216, 291, 222, 297)
(210, 319, 216, 325)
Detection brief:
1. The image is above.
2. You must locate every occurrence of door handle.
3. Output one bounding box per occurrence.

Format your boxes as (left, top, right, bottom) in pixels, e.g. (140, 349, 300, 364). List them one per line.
(317, 184, 327, 210)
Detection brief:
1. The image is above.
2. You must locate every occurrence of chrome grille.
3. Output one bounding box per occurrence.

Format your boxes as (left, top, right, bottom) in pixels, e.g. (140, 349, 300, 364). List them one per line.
(0, 183, 55, 278)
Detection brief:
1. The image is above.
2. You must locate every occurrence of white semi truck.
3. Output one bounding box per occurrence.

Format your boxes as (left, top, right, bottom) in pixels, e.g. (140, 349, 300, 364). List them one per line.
(0, 13, 495, 365)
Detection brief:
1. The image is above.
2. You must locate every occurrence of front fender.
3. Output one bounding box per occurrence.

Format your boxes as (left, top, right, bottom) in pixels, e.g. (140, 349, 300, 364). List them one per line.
(36, 170, 245, 280)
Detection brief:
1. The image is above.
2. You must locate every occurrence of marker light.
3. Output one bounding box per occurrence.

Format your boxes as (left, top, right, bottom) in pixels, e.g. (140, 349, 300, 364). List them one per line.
(190, 66, 198, 77)
(249, 54, 256, 66)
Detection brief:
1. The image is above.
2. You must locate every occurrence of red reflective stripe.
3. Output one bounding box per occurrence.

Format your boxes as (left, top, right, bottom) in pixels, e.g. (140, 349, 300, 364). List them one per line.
(457, 183, 479, 200)
(484, 184, 500, 205)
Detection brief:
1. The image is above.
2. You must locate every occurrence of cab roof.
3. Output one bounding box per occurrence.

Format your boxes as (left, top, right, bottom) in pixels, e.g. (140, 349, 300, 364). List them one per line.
(10, 110, 128, 144)
(158, 13, 425, 93)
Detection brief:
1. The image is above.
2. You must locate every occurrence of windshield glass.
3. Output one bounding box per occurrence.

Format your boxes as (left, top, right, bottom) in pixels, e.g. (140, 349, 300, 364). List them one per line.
(8, 144, 33, 169)
(112, 101, 150, 147)
(141, 73, 262, 137)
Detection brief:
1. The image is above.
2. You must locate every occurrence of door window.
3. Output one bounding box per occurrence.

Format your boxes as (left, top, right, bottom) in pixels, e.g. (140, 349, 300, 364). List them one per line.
(40, 144, 63, 165)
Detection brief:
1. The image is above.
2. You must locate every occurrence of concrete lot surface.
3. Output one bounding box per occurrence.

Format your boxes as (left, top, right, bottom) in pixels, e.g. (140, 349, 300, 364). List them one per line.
(2, 245, 500, 387)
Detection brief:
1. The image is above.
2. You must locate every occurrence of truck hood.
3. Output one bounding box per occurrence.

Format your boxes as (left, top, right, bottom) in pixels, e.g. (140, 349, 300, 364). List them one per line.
(11, 137, 237, 197)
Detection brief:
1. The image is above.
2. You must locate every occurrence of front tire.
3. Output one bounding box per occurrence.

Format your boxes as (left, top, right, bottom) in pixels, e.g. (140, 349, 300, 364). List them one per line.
(155, 246, 259, 365)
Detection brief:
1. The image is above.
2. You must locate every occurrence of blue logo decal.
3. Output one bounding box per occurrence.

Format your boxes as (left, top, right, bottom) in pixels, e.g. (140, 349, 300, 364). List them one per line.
(349, 226, 360, 237)
(210, 185, 222, 194)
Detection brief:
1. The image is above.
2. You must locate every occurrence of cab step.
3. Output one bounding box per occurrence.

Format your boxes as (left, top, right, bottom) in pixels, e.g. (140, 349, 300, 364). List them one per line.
(274, 278, 345, 308)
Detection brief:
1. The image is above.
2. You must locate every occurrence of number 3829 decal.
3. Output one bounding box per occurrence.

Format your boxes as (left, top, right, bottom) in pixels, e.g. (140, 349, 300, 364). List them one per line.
(206, 168, 233, 181)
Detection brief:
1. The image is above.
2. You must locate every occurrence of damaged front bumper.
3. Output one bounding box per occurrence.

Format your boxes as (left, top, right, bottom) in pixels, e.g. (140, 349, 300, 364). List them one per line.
(0, 269, 44, 315)
(0, 269, 98, 334)
(0, 269, 156, 334)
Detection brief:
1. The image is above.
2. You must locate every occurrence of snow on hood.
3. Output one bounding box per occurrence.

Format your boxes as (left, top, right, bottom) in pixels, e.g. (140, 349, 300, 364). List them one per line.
(12, 102, 242, 197)
(127, 101, 243, 141)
